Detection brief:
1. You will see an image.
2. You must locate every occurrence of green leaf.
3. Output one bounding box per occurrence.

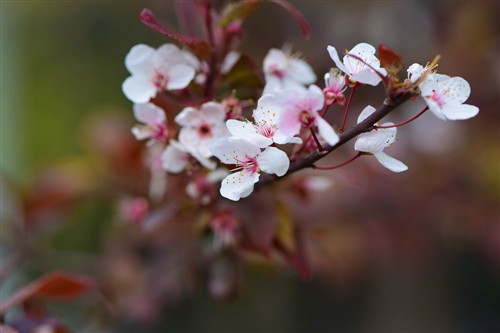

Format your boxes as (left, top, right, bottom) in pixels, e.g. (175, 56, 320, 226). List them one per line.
(219, 0, 261, 28)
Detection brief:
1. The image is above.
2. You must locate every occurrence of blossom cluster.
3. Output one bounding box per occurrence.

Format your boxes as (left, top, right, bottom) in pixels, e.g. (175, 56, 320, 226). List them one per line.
(122, 40, 479, 205)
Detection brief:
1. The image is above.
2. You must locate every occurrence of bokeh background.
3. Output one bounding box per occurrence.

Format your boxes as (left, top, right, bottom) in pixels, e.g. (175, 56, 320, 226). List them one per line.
(1, 0, 499, 332)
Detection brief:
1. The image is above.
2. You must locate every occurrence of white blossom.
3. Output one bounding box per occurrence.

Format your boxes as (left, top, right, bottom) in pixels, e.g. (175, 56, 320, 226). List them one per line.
(131, 103, 168, 142)
(354, 106, 408, 172)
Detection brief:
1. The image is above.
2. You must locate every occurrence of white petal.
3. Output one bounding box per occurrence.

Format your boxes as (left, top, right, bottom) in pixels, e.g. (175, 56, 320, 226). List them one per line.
(407, 63, 425, 82)
(210, 137, 261, 165)
(350, 68, 383, 86)
(175, 107, 201, 126)
(316, 117, 339, 146)
(154, 44, 185, 67)
(374, 152, 408, 172)
(207, 168, 229, 183)
(125, 44, 155, 75)
(220, 171, 259, 201)
(355, 127, 395, 153)
(200, 102, 226, 123)
(327, 45, 348, 74)
(122, 76, 156, 103)
(220, 51, 240, 74)
(133, 103, 165, 126)
(256, 146, 289, 177)
(288, 58, 316, 84)
(306, 85, 326, 111)
(443, 77, 471, 104)
(166, 64, 195, 90)
(263, 49, 287, 75)
(442, 104, 479, 120)
(131, 126, 153, 141)
(343, 43, 379, 75)
(226, 119, 272, 148)
(357, 105, 377, 124)
(191, 151, 217, 169)
(161, 144, 188, 173)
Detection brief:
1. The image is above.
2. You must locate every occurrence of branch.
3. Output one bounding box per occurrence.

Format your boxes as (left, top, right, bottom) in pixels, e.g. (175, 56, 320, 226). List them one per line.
(255, 90, 416, 189)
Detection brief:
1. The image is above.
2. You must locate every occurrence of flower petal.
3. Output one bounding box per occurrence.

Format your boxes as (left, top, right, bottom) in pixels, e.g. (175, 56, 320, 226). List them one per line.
(357, 105, 377, 124)
(350, 68, 384, 86)
(443, 76, 471, 105)
(220, 171, 259, 201)
(166, 64, 195, 90)
(210, 137, 261, 165)
(442, 104, 479, 120)
(122, 76, 156, 103)
(133, 103, 165, 126)
(226, 119, 272, 148)
(131, 126, 154, 141)
(256, 146, 289, 177)
(175, 107, 202, 126)
(374, 152, 408, 172)
(288, 58, 316, 84)
(125, 44, 155, 75)
(200, 102, 226, 123)
(316, 116, 339, 146)
(161, 143, 188, 173)
(327, 45, 348, 74)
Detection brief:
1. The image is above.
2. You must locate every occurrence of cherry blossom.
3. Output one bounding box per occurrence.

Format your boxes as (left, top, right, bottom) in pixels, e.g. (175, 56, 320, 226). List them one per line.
(419, 73, 479, 120)
(175, 102, 229, 158)
(407, 63, 428, 83)
(354, 106, 408, 172)
(278, 85, 339, 146)
(210, 137, 289, 201)
(131, 103, 168, 143)
(323, 68, 347, 105)
(186, 169, 228, 205)
(327, 43, 387, 86)
(122, 44, 196, 103)
(226, 94, 301, 148)
(161, 140, 215, 173)
(263, 48, 316, 91)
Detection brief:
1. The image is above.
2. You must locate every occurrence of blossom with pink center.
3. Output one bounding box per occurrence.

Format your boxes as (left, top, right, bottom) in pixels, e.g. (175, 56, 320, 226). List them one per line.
(210, 137, 289, 201)
(210, 209, 241, 248)
(161, 140, 216, 173)
(119, 197, 149, 223)
(122, 44, 196, 103)
(419, 73, 479, 120)
(186, 169, 228, 205)
(131, 103, 168, 143)
(263, 48, 316, 92)
(354, 106, 408, 172)
(226, 94, 301, 148)
(327, 43, 387, 86)
(175, 102, 229, 158)
(323, 68, 347, 105)
(278, 85, 339, 146)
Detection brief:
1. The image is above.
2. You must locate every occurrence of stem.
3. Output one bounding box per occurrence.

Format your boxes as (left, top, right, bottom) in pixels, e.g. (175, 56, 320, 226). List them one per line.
(202, 0, 217, 98)
(309, 128, 323, 152)
(340, 86, 357, 131)
(319, 102, 333, 117)
(313, 152, 362, 170)
(255, 90, 416, 190)
(204, 0, 215, 47)
(375, 106, 429, 129)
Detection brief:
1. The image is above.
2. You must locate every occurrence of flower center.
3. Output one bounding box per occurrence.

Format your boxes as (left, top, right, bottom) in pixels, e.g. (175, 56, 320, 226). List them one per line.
(269, 64, 285, 80)
(153, 70, 168, 90)
(152, 123, 168, 141)
(197, 122, 212, 138)
(299, 109, 315, 128)
(232, 156, 259, 175)
(430, 90, 445, 108)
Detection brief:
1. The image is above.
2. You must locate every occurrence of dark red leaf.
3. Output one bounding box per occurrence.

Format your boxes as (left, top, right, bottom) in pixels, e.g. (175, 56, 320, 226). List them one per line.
(140, 8, 212, 58)
(0, 271, 95, 314)
(219, 0, 261, 28)
(378, 44, 403, 74)
(269, 0, 311, 39)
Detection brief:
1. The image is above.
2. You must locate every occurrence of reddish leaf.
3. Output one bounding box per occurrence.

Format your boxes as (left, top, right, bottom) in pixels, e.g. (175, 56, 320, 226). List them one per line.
(378, 44, 403, 74)
(269, 0, 311, 39)
(219, 0, 261, 28)
(0, 271, 95, 314)
(140, 8, 212, 58)
(174, 0, 207, 40)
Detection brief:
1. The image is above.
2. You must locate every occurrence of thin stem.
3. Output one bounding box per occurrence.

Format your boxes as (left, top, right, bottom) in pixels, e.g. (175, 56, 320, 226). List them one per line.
(313, 152, 362, 170)
(309, 128, 323, 152)
(204, 0, 215, 47)
(319, 102, 333, 117)
(375, 106, 429, 129)
(340, 86, 357, 132)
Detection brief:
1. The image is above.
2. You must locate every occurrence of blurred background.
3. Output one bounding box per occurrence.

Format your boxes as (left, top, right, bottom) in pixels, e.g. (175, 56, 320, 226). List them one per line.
(1, 0, 499, 332)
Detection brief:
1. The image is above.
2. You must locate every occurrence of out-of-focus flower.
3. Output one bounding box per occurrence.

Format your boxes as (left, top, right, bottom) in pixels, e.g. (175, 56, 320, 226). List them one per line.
(119, 197, 149, 223)
(220, 51, 241, 74)
(161, 140, 215, 173)
(354, 106, 408, 172)
(131, 103, 168, 143)
(221, 95, 243, 120)
(263, 48, 316, 91)
(210, 137, 289, 201)
(407, 63, 428, 83)
(279, 85, 339, 145)
(323, 68, 347, 105)
(210, 209, 241, 248)
(122, 44, 196, 103)
(327, 43, 387, 86)
(226, 94, 301, 148)
(419, 74, 479, 120)
(186, 168, 228, 205)
(175, 102, 229, 158)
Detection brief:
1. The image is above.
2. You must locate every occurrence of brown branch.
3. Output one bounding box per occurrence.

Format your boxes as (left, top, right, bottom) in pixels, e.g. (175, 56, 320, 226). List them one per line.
(255, 90, 416, 189)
